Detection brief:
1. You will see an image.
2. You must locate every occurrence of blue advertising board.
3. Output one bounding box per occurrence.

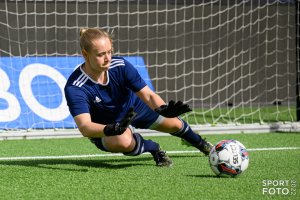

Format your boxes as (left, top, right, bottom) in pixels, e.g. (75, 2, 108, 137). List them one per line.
(0, 56, 153, 129)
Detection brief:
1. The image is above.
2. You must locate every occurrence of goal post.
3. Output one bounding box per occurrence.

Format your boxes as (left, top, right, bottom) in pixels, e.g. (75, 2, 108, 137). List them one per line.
(296, 0, 300, 121)
(0, 0, 299, 138)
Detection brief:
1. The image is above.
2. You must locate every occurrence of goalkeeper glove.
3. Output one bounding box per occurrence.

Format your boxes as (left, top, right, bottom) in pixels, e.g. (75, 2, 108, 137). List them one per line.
(103, 107, 137, 136)
(155, 100, 192, 118)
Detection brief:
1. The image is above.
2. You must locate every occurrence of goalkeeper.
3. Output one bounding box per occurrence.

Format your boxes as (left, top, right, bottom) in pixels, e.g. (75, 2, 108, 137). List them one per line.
(64, 28, 212, 167)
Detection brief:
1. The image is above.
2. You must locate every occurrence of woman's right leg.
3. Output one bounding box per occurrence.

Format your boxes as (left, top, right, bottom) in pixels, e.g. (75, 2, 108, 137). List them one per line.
(90, 128, 172, 167)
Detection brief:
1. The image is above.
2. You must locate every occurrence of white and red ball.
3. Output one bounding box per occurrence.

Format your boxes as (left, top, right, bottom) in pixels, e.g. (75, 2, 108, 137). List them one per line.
(209, 139, 249, 177)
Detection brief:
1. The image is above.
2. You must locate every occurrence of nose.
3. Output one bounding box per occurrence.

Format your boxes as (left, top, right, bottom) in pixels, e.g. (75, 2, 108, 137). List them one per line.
(104, 53, 110, 59)
(104, 52, 111, 62)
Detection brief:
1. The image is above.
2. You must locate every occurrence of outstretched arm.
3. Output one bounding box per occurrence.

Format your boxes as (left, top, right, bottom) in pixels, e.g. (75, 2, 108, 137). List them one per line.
(74, 108, 136, 137)
(155, 100, 192, 118)
(135, 86, 166, 110)
(136, 85, 192, 118)
(74, 113, 106, 138)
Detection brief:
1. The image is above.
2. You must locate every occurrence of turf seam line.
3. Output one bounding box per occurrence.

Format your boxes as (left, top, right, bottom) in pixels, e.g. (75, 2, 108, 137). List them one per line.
(0, 147, 299, 161)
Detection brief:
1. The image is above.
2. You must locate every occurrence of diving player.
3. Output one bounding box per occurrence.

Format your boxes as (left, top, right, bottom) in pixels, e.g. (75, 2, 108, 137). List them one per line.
(64, 28, 213, 167)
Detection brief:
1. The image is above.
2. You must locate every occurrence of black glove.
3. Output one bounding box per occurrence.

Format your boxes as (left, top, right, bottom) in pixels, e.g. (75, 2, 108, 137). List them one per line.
(155, 100, 192, 118)
(103, 107, 137, 136)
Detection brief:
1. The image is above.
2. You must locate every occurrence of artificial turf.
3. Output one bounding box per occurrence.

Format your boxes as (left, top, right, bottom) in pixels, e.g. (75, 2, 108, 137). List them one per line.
(0, 132, 299, 200)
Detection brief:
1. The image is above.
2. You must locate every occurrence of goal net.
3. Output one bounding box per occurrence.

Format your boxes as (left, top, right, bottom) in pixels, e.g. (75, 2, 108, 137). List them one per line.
(0, 0, 299, 137)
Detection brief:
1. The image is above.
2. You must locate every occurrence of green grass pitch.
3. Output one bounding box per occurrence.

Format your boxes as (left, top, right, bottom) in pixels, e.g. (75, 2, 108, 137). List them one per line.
(0, 132, 299, 200)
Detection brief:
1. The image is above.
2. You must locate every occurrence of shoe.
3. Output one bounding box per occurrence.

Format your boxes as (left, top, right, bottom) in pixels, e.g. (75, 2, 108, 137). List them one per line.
(196, 138, 213, 156)
(151, 149, 173, 167)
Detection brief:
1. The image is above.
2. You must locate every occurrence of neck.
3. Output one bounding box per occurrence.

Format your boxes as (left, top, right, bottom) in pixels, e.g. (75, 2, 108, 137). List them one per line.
(82, 63, 107, 84)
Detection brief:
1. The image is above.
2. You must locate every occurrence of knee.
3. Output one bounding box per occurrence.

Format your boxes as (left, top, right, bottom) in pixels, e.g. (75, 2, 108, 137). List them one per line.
(169, 121, 183, 132)
(155, 118, 183, 133)
(113, 137, 133, 152)
(170, 118, 185, 132)
(103, 130, 135, 152)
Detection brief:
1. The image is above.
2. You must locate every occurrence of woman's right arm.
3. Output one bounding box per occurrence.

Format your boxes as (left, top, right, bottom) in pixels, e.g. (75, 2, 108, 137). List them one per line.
(74, 113, 106, 138)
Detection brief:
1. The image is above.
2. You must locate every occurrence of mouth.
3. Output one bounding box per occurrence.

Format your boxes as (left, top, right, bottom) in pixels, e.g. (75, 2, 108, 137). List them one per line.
(103, 62, 110, 68)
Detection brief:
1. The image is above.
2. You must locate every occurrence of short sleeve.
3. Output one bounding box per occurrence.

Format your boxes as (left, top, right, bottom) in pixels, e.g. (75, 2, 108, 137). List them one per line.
(123, 58, 147, 92)
(64, 85, 90, 117)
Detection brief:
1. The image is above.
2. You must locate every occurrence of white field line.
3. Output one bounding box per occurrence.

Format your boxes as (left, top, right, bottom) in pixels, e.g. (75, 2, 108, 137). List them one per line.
(0, 147, 299, 161)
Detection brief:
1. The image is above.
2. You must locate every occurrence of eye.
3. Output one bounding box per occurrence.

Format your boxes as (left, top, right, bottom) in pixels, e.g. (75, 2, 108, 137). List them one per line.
(97, 50, 112, 57)
(97, 52, 106, 57)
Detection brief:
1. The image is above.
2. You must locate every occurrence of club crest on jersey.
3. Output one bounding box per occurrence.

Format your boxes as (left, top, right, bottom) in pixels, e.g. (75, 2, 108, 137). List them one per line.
(93, 96, 102, 103)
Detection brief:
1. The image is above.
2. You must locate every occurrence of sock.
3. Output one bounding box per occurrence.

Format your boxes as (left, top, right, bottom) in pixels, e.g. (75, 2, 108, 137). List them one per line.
(123, 133, 160, 156)
(171, 119, 203, 146)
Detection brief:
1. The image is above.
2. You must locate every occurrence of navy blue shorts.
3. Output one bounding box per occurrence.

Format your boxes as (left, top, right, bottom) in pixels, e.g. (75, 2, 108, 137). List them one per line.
(131, 101, 161, 129)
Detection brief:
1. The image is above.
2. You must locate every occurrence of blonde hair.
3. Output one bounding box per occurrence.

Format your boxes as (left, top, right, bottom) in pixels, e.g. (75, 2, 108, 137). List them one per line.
(79, 28, 113, 52)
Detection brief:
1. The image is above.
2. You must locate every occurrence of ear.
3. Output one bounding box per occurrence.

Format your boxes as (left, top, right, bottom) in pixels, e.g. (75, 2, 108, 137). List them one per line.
(82, 49, 89, 61)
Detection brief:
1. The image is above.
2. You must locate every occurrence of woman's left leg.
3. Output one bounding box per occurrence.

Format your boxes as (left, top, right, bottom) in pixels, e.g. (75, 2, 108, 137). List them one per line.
(152, 117, 213, 155)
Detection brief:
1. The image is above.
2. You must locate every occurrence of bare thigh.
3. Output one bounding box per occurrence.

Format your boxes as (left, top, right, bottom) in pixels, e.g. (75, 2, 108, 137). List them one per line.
(153, 117, 183, 133)
(102, 129, 136, 153)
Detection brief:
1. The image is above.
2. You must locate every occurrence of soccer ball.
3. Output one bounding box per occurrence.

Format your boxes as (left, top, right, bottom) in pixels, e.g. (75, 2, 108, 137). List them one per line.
(209, 139, 249, 177)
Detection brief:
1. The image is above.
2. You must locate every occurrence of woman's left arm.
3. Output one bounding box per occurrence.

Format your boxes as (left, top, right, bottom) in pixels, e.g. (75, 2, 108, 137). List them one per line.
(135, 85, 165, 110)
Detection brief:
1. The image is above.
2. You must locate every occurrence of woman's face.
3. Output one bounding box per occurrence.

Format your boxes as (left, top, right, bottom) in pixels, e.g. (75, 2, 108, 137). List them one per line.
(83, 37, 113, 72)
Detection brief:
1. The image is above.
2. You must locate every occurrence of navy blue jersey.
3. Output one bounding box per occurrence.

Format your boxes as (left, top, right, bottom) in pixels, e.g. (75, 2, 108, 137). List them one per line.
(64, 56, 159, 129)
